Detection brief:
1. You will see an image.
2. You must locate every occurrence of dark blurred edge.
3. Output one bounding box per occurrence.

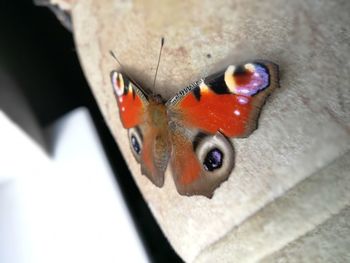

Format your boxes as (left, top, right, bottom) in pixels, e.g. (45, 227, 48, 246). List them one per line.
(0, 0, 182, 262)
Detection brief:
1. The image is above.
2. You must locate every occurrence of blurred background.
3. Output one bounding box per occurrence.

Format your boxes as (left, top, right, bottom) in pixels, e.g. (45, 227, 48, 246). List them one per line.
(0, 0, 181, 262)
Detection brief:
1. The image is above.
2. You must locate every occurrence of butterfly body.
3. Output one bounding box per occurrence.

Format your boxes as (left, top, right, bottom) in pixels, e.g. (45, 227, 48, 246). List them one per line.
(147, 97, 168, 129)
(111, 61, 279, 198)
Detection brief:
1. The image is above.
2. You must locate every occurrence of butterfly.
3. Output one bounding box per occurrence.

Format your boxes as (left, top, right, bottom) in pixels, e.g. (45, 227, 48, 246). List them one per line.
(110, 46, 279, 198)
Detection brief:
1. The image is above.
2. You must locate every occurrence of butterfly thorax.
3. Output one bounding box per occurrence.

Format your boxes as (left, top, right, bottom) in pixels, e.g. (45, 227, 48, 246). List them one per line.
(147, 97, 168, 130)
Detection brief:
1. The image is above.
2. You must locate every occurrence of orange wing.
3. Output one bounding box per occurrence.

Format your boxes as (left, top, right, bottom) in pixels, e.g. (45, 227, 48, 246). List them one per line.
(111, 71, 148, 128)
(167, 62, 279, 137)
(166, 62, 279, 197)
(168, 126, 235, 197)
(111, 71, 170, 187)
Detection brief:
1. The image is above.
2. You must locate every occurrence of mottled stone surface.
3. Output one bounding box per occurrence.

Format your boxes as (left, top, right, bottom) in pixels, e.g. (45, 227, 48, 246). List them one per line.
(54, 0, 350, 261)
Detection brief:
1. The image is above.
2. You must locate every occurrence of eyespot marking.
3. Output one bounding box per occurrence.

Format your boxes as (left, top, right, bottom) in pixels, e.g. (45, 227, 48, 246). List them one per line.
(111, 71, 125, 96)
(203, 148, 224, 172)
(193, 132, 234, 177)
(225, 63, 270, 96)
(131, 135, 141, 155)
(128, 127, 143, 161)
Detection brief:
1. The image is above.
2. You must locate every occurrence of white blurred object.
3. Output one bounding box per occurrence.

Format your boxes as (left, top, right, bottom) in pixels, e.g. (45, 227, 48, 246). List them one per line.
(0, 108, 148, 263)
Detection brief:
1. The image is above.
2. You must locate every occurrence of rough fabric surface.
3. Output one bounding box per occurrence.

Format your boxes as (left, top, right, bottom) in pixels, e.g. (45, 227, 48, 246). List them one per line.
(56, 0, 350, 261)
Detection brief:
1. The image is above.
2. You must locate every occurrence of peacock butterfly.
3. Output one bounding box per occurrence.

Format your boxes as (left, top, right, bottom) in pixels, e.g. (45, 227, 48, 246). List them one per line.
(110, 41, 279, 198)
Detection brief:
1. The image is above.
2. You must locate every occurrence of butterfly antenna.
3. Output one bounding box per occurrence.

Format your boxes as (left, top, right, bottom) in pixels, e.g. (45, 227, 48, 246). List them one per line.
(109, 50, 124, 69)
(152, 37, 165, 89)
(109, 50, 148, 94)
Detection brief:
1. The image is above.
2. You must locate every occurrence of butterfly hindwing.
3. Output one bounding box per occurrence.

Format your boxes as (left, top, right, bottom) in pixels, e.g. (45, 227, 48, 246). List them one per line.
(169, 123, 235, 197)
(167, 61, 279, 197)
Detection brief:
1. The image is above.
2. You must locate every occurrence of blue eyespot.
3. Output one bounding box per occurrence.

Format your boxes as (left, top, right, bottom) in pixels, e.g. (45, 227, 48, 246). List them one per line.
(194, 132, 234, 175)
(203, 148, 223, 172)
(128, 127, 143, 160)
(131, 135, 141, 155)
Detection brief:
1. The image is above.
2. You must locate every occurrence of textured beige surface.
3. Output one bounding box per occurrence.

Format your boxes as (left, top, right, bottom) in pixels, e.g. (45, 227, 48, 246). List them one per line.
(66, 0, 350, 261)
(261, 206, 350, 263)
(195, 151, 350, 262)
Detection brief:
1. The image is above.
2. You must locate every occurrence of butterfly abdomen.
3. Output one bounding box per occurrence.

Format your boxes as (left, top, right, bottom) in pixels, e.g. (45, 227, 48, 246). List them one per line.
(153, 132, 171, 174)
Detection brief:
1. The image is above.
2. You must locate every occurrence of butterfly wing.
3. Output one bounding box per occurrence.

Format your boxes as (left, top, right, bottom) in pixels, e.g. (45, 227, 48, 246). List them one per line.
(111, 71, 170, 187)
(166, 62, 279, 197)
(111, 71, 148, 128)
(168, 125, 235, 197)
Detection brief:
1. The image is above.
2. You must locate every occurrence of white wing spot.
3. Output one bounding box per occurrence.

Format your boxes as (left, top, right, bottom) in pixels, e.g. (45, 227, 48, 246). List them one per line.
(234, 109, 240, 116)
(119, 97, 123, 103)
(122, 107, 125, 112)
(199, 80, 209, 93)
